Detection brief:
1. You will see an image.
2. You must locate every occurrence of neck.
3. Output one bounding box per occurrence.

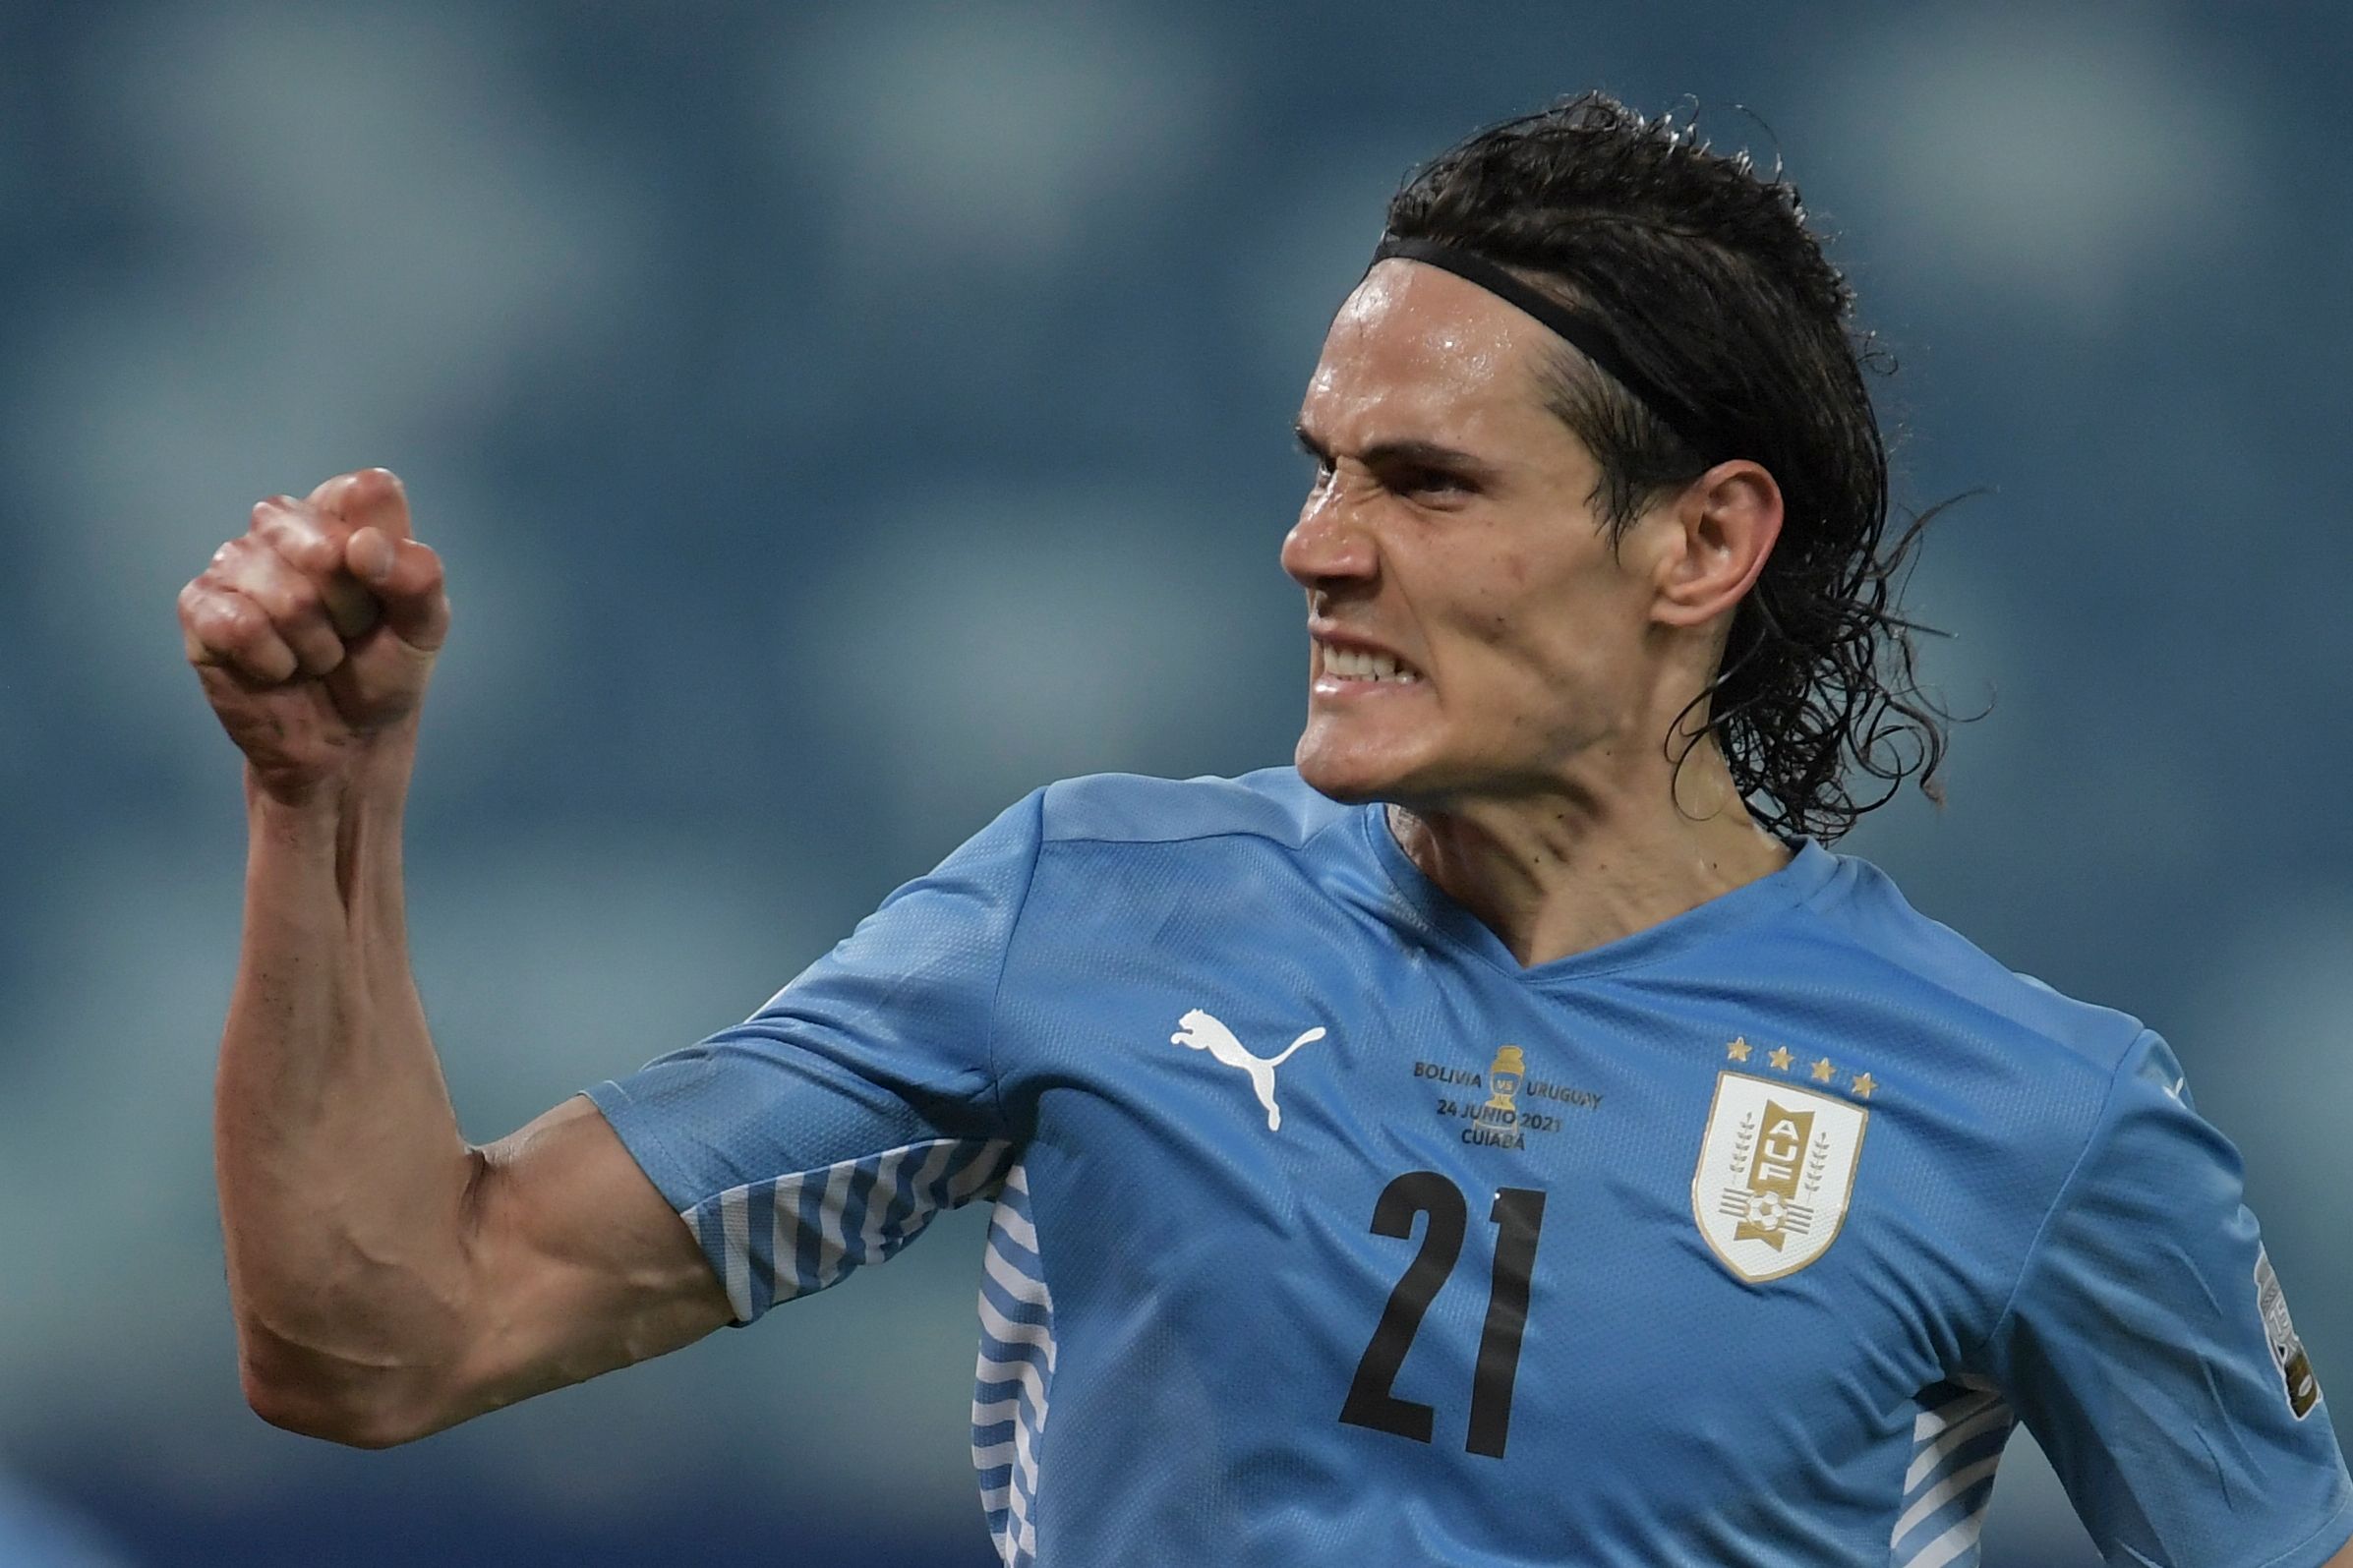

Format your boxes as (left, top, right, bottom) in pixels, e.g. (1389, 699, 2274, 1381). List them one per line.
(1388, 741, 1792, 967)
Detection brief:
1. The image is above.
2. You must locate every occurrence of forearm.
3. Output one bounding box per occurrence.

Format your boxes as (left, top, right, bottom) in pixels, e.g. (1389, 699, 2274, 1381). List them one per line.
(214, 728, 478, 1442)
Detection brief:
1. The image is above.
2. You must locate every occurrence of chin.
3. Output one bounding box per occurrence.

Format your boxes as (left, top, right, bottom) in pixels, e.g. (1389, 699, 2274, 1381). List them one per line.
(1297, 760, 1382, 805)
(1295, 727, 1425, 806)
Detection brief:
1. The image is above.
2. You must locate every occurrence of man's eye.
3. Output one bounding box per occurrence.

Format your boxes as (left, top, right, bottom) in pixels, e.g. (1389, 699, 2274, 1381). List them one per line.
(1401, 468, 1469, 496)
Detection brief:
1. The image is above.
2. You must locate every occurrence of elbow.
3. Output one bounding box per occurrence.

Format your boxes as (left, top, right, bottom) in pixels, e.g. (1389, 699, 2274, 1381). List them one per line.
(237, 1339, 440, 1450)
(242, 1376, 418, 1450)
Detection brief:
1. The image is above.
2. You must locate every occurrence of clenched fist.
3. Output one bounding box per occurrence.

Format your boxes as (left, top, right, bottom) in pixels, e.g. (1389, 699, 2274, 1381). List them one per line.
(180, 468, 451, 801)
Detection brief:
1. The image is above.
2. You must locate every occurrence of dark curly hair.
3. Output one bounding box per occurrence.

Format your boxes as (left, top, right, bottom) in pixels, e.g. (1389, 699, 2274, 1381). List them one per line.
(1383, 92, 1950, 842)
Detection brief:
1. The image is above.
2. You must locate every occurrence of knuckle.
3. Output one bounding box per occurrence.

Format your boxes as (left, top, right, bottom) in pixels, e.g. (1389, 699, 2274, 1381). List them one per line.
(204, 604, 250, 645)
(209, 599, 264, 647)
(289, 533, 342, 575)
(250, 495, 304, 537)
(253, 500, 325, 543)
(261, 532, 335, 578)
(255, 573, 319, 620)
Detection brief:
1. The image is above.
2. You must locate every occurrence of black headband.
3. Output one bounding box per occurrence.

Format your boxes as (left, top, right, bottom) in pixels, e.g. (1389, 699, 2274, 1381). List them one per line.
(1369, 234, 1706, 452)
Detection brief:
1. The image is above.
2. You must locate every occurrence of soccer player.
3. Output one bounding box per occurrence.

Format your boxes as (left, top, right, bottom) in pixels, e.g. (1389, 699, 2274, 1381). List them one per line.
(182, 95, 2351, 1566)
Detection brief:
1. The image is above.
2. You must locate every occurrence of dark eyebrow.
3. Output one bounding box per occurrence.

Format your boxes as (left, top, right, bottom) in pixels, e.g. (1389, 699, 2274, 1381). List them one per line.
(1360, 437, 1495, 477)
(1293, 425, 1497, 479)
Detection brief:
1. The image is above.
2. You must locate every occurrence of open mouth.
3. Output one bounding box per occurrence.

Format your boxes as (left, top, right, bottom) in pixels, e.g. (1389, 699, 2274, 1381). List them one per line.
(1316, 641, 1423, 686)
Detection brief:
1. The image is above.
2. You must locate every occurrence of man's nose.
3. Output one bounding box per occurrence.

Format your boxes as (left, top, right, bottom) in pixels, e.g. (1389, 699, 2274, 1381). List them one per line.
(1280, 487, 1378, 592)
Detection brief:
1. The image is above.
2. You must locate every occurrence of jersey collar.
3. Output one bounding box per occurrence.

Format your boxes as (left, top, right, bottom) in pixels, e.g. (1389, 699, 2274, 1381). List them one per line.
(1358, 804, 1841, 984)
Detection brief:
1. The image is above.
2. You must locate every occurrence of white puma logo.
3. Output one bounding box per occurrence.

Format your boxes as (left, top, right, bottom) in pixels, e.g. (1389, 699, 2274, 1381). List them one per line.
(1170, 1008, 1326, 1132)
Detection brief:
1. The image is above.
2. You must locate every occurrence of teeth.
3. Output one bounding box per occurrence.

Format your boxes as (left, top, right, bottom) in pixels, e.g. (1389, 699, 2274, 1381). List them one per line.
(1322, 644, 1417, 683)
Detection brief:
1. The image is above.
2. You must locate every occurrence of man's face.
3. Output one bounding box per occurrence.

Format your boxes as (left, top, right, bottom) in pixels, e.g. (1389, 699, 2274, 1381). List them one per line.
(1285, 260, 1671, 808)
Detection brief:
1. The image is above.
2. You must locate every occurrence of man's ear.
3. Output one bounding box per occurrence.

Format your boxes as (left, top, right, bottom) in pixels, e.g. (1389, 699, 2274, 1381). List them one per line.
(1651, 460, 1784, 628)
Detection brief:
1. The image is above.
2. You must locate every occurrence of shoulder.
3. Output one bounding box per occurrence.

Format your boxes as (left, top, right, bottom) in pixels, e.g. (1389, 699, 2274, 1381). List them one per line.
(1795, 844, 2148, 1084)
(1037, 767, 1354, 852)
(1789, 849, 2204, 1321)
(1788, 843, 2158, 1209)
(912, 771, 1355, 961)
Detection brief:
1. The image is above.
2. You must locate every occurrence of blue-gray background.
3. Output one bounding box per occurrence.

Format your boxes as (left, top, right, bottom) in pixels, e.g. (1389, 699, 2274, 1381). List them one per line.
(2, 3, 2345, 1564)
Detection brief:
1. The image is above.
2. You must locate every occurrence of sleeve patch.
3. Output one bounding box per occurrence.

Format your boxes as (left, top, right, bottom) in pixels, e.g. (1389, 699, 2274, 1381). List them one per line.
(2258, 1247, 2323, 1421)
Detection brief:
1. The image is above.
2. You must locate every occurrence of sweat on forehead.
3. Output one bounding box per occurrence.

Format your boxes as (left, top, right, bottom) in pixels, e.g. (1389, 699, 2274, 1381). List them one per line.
(1340, 260, 1539, 350)
(1310, 261, 1557, 413)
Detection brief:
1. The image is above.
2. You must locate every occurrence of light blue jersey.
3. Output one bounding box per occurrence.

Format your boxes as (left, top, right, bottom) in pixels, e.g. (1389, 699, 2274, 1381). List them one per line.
(587, 769, 2352, 1567)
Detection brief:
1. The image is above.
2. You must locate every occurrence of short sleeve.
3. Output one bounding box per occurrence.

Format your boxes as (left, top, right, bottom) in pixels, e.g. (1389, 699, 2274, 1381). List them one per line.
(1978, 1029, 2353, 1566)
(584, 789, 1043, 1324)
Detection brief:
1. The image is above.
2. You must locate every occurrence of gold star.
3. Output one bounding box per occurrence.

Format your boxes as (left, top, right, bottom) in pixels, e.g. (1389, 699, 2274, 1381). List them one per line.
(1726, 1037, 1752, 1062)
(1851, 1072, 1876, 1099)
(1766, 1045, 1794, 1072)
(1810, 1057, 1835, 1083)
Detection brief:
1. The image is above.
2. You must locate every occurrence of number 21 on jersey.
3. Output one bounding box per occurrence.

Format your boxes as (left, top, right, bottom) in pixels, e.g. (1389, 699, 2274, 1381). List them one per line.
(1339, 1172, 1547, 1459)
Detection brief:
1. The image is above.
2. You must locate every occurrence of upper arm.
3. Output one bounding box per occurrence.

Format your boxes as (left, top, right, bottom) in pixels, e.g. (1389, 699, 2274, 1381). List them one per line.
(1978, 1032, 2353, 1565)
(419, 1094, 732, 1437)
(411, 790, 1044, 1437)
(576, 790, 1039, 1325)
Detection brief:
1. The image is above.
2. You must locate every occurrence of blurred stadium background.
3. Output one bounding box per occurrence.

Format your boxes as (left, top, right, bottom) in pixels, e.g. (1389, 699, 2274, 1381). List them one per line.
(2, 2, 2347, 1563)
